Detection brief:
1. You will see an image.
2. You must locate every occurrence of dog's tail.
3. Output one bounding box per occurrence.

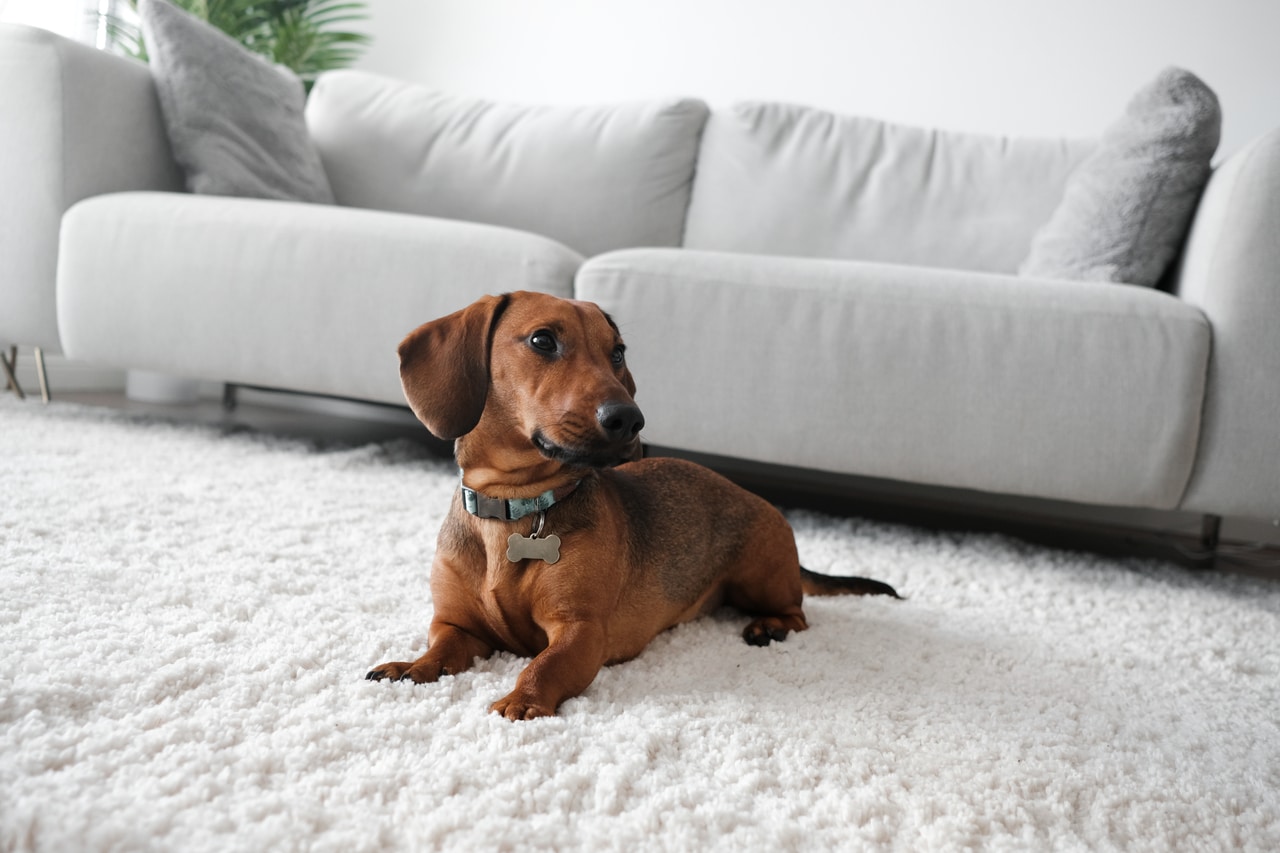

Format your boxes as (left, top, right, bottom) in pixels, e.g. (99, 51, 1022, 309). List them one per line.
(800, 567, 900, 599)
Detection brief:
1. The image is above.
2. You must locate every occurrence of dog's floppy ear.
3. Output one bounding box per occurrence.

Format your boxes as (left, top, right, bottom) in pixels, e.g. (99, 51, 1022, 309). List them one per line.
(398, 294, 510, 440)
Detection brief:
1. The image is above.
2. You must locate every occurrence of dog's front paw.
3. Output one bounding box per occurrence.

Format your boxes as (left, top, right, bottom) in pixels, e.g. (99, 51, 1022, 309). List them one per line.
(490, 691, 556, 721)
(365, 660, 445, 684)
(366, 661, 412, 682)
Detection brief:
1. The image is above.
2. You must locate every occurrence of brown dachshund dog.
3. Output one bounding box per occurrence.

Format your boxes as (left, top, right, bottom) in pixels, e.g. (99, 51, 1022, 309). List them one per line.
(367, 291, 898, 719)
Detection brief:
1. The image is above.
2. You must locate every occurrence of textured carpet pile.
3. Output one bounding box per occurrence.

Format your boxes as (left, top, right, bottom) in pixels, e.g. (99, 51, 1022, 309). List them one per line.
(2, 398, 1277, 851)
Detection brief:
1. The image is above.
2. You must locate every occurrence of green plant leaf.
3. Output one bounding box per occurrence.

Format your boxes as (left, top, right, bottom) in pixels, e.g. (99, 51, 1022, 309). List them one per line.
(98, 0, 371, 88)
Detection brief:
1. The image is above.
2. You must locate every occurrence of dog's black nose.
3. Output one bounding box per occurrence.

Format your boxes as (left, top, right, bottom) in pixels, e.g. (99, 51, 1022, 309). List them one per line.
(597, 401, 645, 441)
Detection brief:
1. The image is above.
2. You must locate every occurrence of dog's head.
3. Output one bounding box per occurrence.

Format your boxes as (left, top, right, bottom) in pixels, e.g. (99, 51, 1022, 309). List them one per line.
(399, 291, 644, 473)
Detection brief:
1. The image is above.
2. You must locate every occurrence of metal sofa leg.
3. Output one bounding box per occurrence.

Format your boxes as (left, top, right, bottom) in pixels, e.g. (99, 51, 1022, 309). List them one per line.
(34, 347, 49, 403)
(1, 346, 25, 400)
(1198, 514, 1222, 569)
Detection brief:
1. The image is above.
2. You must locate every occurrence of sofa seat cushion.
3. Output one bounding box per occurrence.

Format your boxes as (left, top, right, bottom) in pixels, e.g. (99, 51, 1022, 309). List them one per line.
(305, 70, 709, 258)
(577, 249, 1210, 509)
(683, 102, 1095, 274)
(56, 192, 581, 405)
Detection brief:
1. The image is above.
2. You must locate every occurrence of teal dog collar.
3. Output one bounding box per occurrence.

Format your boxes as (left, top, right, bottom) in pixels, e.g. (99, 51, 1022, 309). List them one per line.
(461, 478, 580, 522)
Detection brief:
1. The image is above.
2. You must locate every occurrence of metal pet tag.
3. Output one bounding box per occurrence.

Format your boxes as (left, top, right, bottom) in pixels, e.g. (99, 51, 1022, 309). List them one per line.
(506, 532, 561, 564)
(506, 512, 561, 564)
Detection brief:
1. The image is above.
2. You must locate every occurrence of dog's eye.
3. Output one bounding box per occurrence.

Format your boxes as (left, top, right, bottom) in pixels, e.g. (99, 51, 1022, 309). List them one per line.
(611, 346, 626, 366)
(529, 331, 557, 353)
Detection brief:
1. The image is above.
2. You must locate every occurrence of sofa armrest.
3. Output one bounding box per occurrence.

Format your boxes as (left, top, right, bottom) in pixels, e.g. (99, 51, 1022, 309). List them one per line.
(0, 24, 183, 352)
(1172, 129, 1280, 520)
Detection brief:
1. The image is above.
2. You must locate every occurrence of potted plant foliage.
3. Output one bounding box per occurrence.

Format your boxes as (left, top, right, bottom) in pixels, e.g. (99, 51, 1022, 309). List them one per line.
(101, 0, 371, 89)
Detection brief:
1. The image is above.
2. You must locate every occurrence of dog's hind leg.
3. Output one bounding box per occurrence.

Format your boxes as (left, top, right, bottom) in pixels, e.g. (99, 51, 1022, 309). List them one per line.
(734, 595, 810, 647)
(722, 560, 810, 647)
(719, 512, 811, 646)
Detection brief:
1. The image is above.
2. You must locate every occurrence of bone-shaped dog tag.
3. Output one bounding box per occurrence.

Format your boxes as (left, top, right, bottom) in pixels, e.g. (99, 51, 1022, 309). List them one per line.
(507, 532, 561, 564)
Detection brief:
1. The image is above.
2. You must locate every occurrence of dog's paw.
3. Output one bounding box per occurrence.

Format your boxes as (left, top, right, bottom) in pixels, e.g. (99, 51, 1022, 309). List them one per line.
(742, 625, 787, 646)
(742, 612, 809, 647)
(742, 619, 795, 647)
(365, 660, 445, 684)
(365, 661, 411, 682)
(490, 691, 556, 721)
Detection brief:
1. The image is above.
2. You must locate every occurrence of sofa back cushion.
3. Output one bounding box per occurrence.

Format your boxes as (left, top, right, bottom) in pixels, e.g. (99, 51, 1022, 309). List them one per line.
(306, 70, 709, 257)
(683, 102, 1095, 273)
(1019, 67, 1220, 287)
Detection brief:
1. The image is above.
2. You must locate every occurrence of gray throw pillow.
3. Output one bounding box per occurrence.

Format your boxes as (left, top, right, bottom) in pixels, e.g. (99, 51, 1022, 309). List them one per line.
(137, 0, 334, 204)
(1020, 67, 1220, 287)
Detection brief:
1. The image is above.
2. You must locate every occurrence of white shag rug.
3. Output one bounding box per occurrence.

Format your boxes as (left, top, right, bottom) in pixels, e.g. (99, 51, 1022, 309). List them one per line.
(2, 398, 1278, 852)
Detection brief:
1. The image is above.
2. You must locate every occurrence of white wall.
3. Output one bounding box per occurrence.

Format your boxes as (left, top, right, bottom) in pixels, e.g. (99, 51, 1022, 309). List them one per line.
(0, 0, 99, 43)
(356, 0, 1279, 159)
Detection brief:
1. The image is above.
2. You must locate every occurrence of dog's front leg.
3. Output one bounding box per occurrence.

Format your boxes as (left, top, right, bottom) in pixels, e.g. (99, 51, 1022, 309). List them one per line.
(491, 621, 607, 720)
(366, 622, 493, 684)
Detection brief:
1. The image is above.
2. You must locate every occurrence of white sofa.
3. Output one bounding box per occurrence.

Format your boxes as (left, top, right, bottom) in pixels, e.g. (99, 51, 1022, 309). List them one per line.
(3, 24, 1278, 525)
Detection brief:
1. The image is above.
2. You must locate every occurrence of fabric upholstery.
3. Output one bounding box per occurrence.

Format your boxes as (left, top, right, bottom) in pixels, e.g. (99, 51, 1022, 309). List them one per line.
(305, 70, 709, 257)
(57, 193, 581, 404)
(682, 101, 1094, 273)
(137, 0, 334, 203)
(1020, 67, 1220, 287)
(1172, 128, 1280, 519)
(0, 24, 182, 352)
(578, 248, 1210, 510)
